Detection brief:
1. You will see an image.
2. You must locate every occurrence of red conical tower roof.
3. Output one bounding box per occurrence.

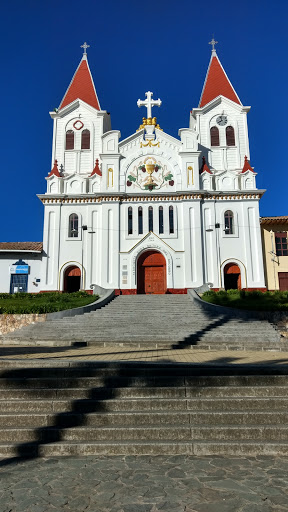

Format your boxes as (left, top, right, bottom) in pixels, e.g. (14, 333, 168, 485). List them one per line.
(59, 54, 100, 111)
(242, 155, 255, 173)
(48, 160, 61, 177)
(199, 48, 241, 108)
(90, 159, 102, 177)
(200, 156, 212, 174)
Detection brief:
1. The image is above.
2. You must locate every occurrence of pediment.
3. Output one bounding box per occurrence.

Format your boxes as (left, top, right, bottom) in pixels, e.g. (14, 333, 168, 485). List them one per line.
(51, 99, 105, 119)
(127, 232, 177, 254)
(193, 96, 250, 115)
(45, 174, 61, 181)
(242, 169, 256, 176)
(201, 169, 213, 177)
(119, 128, 181, 152)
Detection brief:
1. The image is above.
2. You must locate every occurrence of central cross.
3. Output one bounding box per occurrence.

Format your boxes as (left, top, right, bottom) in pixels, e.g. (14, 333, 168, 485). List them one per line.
(137, 91, 162, 119)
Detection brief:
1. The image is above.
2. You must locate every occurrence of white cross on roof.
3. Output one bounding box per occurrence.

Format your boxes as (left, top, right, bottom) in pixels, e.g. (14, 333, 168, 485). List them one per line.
(137, 91, 162, 119)
(81, 42, 90, 55)
(209, 37, 218, 51)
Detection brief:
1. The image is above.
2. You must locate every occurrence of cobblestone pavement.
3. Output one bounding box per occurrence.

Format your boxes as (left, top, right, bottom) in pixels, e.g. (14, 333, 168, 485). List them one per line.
(0, 455, 288, 512)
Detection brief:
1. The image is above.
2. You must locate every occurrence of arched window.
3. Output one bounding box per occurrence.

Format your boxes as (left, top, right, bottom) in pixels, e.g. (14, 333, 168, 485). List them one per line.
(224, 210, 234, 235)
(68, 213, 78, 237)
(169, 206, 174, 234)
(138, 207, 143, 235)
(81, 129, 90, 149)
(210, 126, 220, 146)
(226, 126, 235, 146)
(148, 206, 153, 232)
(66, 130, 74, 150)
(128, 207, 133, 235)
(159, 207, 164, 234)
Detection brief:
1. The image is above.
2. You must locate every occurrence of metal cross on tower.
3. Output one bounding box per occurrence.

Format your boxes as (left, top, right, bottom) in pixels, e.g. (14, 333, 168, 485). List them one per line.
(137, 91, 162, 119)
(209, 37, 218, 51)
(81, 42, 90, 55)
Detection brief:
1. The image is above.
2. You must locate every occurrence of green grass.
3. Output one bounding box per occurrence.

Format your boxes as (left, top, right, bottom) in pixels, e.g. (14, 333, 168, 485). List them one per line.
(0, 291, 98, 314)
(201, 289, 288, 311)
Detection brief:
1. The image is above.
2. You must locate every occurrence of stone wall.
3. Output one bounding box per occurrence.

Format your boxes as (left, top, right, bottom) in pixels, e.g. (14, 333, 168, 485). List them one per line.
(0, 314, 47, 335)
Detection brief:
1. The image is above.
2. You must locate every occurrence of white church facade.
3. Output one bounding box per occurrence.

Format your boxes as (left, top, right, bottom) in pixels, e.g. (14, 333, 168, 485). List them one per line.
(0, 42, 266, 294)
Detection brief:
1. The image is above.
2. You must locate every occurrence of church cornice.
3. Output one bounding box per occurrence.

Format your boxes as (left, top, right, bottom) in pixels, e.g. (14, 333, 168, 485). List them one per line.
(37, 189, 265, 205)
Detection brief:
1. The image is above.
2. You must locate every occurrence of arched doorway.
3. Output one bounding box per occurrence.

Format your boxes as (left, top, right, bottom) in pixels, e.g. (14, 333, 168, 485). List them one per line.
(137, 250, 166, 294)
(224, 263, 241, 290)
(64, 266, 81, 293)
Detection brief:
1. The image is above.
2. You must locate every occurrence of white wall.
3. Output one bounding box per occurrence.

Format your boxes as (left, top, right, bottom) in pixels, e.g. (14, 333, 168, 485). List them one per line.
(0, 254, 43, 293)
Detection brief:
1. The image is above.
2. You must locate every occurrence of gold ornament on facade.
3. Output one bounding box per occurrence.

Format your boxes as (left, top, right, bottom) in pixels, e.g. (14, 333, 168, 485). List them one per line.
(140, 140, 160, 148)
(137, 116, 162, 132)
(143, 156, 157, 188)
(107, 167, 114, 188)
(187, 166, 194, 186)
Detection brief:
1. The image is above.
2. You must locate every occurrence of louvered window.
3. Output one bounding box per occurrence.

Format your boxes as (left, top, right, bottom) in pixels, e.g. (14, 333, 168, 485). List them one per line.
(226, 126, 235, 146)
(210, 126, 220, 146)
(159, 207, 164, 234)
(224, 210, 234, 235)
(81, 129, 90, 150)
(66, 130, 74, 150)
(128, 207, 133, 235)
(68, 214, 78, 237)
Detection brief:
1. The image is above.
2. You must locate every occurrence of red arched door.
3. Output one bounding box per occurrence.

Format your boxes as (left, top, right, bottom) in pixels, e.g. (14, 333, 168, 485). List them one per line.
(224, 263, 241, 290)
(137, 251, 166, 294)
(64, 266, 81, 293)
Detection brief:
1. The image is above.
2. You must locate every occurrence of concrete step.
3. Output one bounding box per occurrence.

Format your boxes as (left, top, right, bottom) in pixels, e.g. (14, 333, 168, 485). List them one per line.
(0, 425, 288, 443)
(0, 387, 186, 400)
(1, 440, 288, 457)
(2, 410, 288, 429)
(1, 341, 286, 352)
(1, 397, 288, 414)
(0, 292, 280, 353)
(1, 362, 288, 457)
(3, 364, 288, 380)
(2, 385, 288, 400)
(60, 324, 278, 329)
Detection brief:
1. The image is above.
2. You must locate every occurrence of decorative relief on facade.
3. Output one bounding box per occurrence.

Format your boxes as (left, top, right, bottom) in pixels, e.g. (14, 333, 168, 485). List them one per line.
(126, 157, 174, 191)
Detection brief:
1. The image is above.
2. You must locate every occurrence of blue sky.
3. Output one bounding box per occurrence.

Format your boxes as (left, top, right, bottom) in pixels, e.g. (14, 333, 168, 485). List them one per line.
(1, 0, 287, 241)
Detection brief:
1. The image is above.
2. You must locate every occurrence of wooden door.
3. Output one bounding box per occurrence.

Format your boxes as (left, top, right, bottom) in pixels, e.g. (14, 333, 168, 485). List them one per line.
(224, 263, 241, 290)
(144, 266, 165, 294)
(279, 272, 288, 291)
(137, 250, 166, 294)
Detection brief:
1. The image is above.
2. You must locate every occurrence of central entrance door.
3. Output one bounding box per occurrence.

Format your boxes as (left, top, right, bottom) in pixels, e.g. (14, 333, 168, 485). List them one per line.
(64, 266, 81, 293)
(137, 250, 166, 294)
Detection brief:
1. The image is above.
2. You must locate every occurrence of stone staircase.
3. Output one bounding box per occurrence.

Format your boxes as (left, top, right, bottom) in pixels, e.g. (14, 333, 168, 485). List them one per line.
(0, 294, 285, 351)
(1, 361, 288, 458)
